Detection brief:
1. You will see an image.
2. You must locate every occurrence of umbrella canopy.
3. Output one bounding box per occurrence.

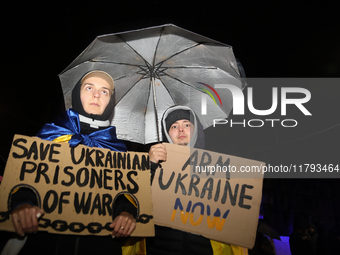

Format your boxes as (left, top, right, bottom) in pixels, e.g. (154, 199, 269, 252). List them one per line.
(59, 24, 244, 144)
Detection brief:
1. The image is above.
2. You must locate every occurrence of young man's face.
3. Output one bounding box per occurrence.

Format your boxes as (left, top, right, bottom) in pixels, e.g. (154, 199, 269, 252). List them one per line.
(80, 77, 112, 115)
(168, 119, 194, 146)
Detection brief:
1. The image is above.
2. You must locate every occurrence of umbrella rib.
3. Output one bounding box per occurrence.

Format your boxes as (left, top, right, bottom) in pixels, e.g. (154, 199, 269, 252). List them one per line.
(64, 59, 149, 81)
(164, 65, 219, 70)
(155, 43, 201, 70)
(152, 26, 166, 73)
(114, 75, 146, 106)
(156, 75, 178, 104)
(116, 34, 151, 67)
(91, 59, 146, 67)
(155, 72, 205, 107)
(149, 27, 167, 142)
(89, 59, 151, 81)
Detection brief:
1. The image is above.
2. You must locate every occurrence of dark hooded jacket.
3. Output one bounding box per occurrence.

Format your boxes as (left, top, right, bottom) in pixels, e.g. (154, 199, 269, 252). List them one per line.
(147, 105, 213, 255)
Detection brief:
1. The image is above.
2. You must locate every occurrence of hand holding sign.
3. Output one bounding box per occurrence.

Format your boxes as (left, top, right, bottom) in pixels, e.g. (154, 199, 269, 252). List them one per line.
(11, 204, 44, 236)
(149, 143, 167, 164)
(110, 211, 136, 238)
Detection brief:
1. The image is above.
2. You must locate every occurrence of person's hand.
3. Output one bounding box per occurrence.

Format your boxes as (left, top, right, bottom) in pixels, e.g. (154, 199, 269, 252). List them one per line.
(11, 204, 44, 236)
(149, 143, 167, 164)
(110, 212, 136, 238)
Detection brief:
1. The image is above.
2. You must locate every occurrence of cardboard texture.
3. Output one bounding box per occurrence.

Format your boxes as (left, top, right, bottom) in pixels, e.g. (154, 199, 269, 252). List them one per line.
(0, 135, 154, 237)
(152, 143, 264, 249)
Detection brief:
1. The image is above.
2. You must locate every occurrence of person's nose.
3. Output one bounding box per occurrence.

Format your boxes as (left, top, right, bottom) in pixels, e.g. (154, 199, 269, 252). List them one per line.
(178, 125, 184, 132)
(93, 90, 100, 99)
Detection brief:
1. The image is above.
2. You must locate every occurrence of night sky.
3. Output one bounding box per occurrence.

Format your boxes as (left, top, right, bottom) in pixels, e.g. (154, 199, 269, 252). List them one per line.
(1, 0, 340, 240)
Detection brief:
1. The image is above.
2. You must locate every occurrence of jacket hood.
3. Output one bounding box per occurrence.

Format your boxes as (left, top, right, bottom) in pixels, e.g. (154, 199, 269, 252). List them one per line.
(161, 105, 205, 149)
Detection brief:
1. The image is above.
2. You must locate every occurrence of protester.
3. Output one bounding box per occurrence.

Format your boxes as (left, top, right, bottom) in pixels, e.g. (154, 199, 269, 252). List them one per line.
(147, 105, 248, 255)
(7, 70, 136, 255)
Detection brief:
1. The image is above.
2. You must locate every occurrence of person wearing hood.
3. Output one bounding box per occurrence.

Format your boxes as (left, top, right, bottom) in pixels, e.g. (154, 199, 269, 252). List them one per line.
(8, 71, 136, 255)
(148, 105, 205, 181)
(147, 105, 248, 255)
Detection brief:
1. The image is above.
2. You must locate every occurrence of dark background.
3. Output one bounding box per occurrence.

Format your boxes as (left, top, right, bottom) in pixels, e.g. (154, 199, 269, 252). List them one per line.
(1, 0, 339, 251)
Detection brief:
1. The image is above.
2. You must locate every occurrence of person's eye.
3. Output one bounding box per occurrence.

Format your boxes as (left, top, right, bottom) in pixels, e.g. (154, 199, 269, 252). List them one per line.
(85, 86, 92, 91)
(185, 124, 190, 128)
(101, 90, 108, 95)
(171, 125, 177, 129)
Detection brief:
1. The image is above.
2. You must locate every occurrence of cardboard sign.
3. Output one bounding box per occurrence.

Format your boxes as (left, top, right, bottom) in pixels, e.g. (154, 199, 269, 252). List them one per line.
(0, 135, 154, 236)
(152, 143, 264, 249)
